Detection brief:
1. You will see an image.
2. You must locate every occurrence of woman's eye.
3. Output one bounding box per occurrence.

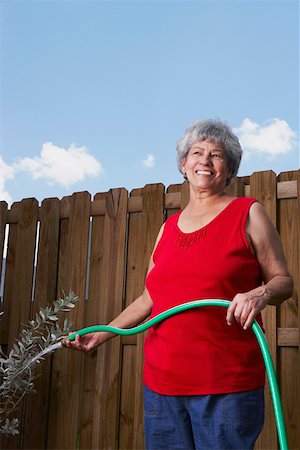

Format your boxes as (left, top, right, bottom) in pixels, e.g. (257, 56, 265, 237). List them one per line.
(212, 153, 223, 159)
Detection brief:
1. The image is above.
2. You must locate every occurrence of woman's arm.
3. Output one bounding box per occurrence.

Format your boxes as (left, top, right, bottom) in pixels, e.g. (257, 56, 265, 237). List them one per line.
(64, 223, 165, 352)
(63, 290, 153, 352)
(226, 202, 293, 330)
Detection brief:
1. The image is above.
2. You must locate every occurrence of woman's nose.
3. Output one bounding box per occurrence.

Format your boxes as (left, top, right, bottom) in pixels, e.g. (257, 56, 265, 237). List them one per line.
(198, 152, 212, 164)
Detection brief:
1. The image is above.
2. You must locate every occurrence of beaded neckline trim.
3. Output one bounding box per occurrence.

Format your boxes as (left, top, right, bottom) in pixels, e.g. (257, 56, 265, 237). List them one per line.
(173, 199, 240, 249)
(175, 227, 206, 249)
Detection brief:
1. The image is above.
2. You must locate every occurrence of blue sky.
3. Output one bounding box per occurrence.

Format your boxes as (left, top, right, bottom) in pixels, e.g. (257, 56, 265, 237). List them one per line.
(0, 0, 299, 205)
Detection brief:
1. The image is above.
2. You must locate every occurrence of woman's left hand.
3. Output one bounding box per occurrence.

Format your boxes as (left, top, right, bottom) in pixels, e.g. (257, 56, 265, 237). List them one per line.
(226, 287, 269, 330)
(226, 202, 293, 330)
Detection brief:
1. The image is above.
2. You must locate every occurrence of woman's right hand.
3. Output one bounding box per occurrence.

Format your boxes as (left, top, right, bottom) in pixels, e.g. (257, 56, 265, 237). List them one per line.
(62, 287, 154, 353)
(62, 331, 111, 352)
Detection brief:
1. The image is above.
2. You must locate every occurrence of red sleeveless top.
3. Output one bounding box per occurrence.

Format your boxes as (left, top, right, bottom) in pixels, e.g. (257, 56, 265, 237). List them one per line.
(144, 197, 265, 395)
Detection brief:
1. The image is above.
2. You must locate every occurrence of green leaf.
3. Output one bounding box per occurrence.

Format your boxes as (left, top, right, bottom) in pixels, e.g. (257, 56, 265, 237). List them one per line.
(48, 315, 58, 321)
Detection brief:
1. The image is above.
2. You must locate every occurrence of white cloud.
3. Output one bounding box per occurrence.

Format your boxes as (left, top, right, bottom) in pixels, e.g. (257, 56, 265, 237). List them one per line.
(142, 154, 155, 169)
(15, 142, 104, 188)
(0, 156, 14, 204)
(234, 118, 297, 156)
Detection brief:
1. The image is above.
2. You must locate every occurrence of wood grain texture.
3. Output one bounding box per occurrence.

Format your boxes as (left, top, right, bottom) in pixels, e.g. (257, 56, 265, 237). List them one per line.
(1, 199, 38, 450)
(1, 170, 299, 450)
(79, 191, 106, 450)
(250, 171, 278, 450)
(132, 184, 164, 450)
(277, 170, 300, 450)
(0, 201, 8, 343)
(47, 192, 91, 450)
(119, 187, 144, 450)
(91, 189, 128, 450)
(22, 198, 61, 450)
(0, 201, 7, 286)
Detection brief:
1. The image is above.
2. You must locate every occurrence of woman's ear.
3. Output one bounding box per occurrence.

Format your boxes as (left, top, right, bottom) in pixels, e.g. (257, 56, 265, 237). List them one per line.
(181, 160, 188, 181)
(181, 158, 187, 175)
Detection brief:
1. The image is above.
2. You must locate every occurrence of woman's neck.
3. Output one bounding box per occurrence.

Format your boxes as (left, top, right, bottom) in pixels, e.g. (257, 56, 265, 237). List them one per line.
(185, 190, 231, 213)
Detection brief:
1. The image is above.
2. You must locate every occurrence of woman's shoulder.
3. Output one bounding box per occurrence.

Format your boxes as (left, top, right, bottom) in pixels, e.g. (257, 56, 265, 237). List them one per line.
(233, 196, 258, 205)
(229, 196, 259, 212)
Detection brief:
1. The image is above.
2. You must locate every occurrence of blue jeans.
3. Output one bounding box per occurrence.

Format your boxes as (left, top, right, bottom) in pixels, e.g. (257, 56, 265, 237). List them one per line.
(144, 386, 264, 450)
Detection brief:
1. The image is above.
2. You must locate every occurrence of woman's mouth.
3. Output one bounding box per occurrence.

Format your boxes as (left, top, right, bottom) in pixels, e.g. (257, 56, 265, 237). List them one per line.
(195, 170, 212, 176)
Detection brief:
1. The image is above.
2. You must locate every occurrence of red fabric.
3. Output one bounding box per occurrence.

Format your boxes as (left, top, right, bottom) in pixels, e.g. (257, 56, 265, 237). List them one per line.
(144, 197, 265, 395)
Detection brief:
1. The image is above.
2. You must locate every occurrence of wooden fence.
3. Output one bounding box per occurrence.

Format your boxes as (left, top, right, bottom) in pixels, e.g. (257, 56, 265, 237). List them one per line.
(0, 169, 299, 450)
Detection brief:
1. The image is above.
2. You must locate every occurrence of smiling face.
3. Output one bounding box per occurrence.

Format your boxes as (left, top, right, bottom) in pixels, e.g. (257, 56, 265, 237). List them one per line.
(181, 140, 230, 195)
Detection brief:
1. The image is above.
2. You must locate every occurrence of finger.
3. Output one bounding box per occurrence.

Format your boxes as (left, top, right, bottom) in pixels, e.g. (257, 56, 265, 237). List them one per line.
(243, 309, 257, 330)
(74, 334, 92, 352)
(72, 334, 82, 349)
(61, 339, 69, 348)
(226, 302, 236, 325)
(240, 305, 251, 328)
(61, 332, 76, 348)
(63, 334, 81, 350)
(232, 302, 245, 325)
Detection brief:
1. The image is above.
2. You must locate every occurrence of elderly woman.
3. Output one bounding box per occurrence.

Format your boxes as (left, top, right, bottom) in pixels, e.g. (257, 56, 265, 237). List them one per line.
(65, 119, 293, 450)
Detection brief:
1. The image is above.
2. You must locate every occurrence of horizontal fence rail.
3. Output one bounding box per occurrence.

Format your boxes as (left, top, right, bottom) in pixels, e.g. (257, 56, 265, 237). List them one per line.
(0, 169, 299, 450)
(4, 179, 298, 224)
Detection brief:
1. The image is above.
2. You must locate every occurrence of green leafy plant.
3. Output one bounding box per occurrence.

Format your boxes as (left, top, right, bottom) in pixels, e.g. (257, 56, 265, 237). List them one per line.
(0, 292, 79, 436)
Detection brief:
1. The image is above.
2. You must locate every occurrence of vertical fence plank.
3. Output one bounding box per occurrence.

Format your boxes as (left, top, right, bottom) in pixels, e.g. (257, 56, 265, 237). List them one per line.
(32, 198, 61, 306)
(119, 345, 136, 450)
(166, 183, 181, 219)
(46, 196, 70, 449)
(1, 199, 38, 450)
(80, 192, 106, 450)
(225, 176, 245, 197)
(57, 196, 71, 293)
(250, 171, 278, 450)
(0, 201, 8, 283)
(296, 170, 300, 450)
(0, 201, 8, 335)
(0, 208, 20, 449)
(22, 198, 61, 450)
(118, 187, 143, 450)
(91, 188, 128, 450)
(47, 192, 90, 450)
(0, 204, 18, 450)
(7, 199, 38, 348)
(180, 180, 190, 209)
(277, 170, 300, 450)
(0, 206, 19, 348)
(129, 184, 165, 450)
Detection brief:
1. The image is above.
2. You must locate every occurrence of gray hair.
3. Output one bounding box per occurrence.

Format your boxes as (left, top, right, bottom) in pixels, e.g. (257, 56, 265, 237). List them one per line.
(176, 119, 243, 185)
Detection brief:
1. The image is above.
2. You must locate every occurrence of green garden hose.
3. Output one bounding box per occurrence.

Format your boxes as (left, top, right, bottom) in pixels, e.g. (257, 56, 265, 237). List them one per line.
(68, 299, 288, 450)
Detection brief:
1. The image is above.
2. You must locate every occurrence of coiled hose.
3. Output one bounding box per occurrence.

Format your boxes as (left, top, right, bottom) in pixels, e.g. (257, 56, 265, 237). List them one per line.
(68, 299, 288, 450)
